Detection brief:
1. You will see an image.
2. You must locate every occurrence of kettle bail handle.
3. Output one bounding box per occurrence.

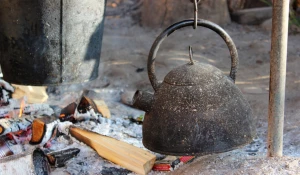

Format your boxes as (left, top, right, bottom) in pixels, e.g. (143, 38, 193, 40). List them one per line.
(148, 19, 239, 92)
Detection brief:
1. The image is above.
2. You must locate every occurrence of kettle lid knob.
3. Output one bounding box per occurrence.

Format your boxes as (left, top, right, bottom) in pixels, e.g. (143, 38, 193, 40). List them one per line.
(189, 46, 195, 65)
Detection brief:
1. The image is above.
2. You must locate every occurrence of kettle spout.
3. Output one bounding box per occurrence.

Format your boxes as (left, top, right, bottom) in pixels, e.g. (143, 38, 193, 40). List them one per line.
(132, 90, 153, 112)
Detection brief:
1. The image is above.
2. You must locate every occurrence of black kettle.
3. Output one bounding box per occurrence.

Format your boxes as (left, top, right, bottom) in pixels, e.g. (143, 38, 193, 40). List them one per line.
(132, 19, 256, 156)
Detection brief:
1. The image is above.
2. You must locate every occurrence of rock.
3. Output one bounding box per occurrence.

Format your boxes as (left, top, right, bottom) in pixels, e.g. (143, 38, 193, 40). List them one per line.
(260, 18, 272, 32)
(231, 7, 272, 25)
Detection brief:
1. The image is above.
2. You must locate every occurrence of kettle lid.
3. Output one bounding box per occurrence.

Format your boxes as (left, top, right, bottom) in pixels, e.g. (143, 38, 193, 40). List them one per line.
(163, 62, 226, 86)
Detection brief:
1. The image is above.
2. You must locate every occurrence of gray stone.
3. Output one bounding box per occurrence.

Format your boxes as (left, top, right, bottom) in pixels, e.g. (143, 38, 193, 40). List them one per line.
(231, 7, 272, 25)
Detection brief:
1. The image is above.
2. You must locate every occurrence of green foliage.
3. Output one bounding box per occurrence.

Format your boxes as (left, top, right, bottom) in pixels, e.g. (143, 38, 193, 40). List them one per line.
(136, 115, 144, 122)
(289, 10, 300, 27)
(260, 0, 272, 6)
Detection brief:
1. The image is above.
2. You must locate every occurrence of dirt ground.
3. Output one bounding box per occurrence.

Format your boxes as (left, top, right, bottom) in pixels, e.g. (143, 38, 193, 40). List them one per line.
(79, 1, 300, 174)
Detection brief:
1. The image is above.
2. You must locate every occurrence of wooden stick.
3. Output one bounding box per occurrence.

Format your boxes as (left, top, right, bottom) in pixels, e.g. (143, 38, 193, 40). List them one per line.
(69, 126, 156, 175)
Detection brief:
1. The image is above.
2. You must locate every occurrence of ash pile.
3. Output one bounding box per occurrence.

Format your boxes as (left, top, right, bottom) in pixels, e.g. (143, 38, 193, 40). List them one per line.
(0, 80, 194, 175)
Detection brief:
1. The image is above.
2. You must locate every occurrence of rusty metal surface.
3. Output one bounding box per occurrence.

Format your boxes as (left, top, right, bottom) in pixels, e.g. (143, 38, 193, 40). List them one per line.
(133, 19, 255, 155)
(267, 0, 290, 157)
(0, 0, 106, 85)
(147, 19, 239, 92)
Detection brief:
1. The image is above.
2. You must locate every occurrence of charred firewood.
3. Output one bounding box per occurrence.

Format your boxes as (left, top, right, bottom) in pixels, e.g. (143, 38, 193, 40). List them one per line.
(32, 148, 51, 175)
(45, 148, 80, 167)
(0, 115, 42, 136)
(59, 102, 77, 123)
(60, 96, 103, 122)
(77, 96, 99, 114)
(75, 96, 100, 121)
(30, 116, 59, 146)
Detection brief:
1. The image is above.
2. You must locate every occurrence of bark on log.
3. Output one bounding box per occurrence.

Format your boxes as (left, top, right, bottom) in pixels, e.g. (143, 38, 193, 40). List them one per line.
(141, 0, 231, 28)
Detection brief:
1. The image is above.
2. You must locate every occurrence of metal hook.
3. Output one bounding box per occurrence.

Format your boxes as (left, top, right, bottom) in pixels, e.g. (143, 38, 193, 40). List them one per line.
(189, 46, 194, 65)
(193, 0, 200, 29)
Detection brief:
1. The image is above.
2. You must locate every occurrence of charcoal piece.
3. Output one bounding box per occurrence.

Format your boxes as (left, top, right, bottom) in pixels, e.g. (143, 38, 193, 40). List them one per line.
(77, 96, 99, 114)
(61, 135, 73, 144)
(77, 161, 86, 166)
(32, 148, 51, 175)
(101, 167, 132, 175)
(0, 87, 12, 106)
(171, 158, 181, 169)
(136, 68, 144, 73)
(46, 148, 80, 167)
(59, 102, 77, 122)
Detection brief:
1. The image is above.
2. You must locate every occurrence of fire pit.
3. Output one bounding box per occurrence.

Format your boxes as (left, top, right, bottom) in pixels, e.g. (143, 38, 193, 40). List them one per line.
(0, 84, 152, 174)
(0, 82, 197, 174)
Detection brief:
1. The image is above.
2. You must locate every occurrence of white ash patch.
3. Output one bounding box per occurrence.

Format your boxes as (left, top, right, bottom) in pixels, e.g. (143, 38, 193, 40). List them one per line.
(0, 96, 54, 118)
(77, 116, 143, 148)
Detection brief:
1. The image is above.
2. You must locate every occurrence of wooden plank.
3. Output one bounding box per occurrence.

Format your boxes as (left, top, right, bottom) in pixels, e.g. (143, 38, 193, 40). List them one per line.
(69, 126, 156, 175)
